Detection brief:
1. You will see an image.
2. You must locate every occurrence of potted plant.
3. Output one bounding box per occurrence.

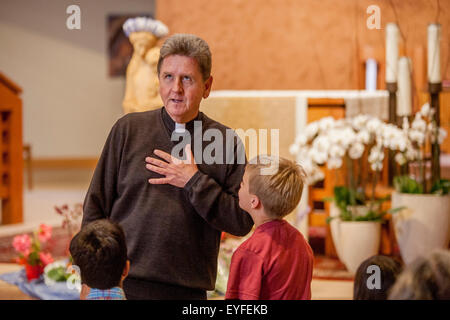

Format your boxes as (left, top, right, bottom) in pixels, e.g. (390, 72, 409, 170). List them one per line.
(290, 115, 403, 273)
(388, 103, 449, 265)
(12, 224, 54, 281)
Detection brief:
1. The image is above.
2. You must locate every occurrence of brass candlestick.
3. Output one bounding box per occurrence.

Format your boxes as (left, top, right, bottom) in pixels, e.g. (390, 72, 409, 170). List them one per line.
(386, 82, 398, 185)
(429, 82, 442, 185)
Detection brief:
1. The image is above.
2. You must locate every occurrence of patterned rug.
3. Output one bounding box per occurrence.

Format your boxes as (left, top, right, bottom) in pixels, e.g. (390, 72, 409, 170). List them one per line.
(313, 255, 354, 281)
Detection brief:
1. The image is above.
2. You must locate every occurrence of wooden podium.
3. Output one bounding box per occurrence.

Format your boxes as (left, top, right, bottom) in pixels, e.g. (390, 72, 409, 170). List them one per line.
(0, 72, 23, 224)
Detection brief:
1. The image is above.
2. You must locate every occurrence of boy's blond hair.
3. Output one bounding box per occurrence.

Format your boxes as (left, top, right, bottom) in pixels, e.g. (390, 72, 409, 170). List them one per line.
(246, 156, 306, 218)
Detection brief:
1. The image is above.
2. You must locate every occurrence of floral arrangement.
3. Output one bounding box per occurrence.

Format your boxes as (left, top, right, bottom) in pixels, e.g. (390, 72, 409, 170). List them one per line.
(289, 114, 407, 221)
(12, 224, 54, 281)
(289, 106, 448, 221)
(391, 103, 448, 194)
(31, 203, 85, 285)
(54, 203, 83, 240)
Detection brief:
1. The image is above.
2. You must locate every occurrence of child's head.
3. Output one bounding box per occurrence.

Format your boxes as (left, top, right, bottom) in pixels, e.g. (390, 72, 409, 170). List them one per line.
(69, 219, 129, 290)
(239, 155, 306, 219)
(389, 249, 450, 300)
(353, 255, 403, 300)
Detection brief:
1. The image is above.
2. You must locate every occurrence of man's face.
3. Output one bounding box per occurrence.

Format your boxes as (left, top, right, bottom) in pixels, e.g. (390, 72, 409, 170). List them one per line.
(159, 54, 213, 123)
(238, 170, 253, 212)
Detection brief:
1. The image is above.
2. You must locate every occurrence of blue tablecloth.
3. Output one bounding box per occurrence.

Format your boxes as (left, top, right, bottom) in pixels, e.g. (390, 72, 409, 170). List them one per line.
(0, 268, 80, 300)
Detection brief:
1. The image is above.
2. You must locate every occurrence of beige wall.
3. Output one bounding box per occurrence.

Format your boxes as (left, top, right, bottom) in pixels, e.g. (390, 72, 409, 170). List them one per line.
(2, 0, 449, 159)
(0, 0, 155, 158)
(157, 0, 450, 92)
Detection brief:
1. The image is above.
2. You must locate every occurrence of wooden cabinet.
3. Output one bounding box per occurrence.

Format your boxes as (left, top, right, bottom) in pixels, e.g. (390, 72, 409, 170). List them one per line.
(0, 72, 23, 224)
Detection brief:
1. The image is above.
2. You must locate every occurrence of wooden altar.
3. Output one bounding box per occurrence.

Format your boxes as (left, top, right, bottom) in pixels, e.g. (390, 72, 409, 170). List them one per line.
(0, 72, 23, 224)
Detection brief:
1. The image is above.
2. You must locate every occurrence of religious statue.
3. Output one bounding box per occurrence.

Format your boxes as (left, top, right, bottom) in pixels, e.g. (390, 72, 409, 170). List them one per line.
(122, 17, 169, 114)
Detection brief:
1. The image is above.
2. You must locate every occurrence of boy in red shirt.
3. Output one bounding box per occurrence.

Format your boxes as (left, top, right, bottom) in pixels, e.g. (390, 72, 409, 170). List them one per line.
(225, 156, 314, 300)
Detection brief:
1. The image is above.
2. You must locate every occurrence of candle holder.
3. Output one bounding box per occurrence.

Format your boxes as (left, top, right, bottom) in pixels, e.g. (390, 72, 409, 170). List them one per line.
(429, 82, 442, 185)
(386, 82, 397, 185)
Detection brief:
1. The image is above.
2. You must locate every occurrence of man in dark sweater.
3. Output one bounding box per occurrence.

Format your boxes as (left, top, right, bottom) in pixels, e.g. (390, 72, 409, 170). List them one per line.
(82, 34, 253, 299)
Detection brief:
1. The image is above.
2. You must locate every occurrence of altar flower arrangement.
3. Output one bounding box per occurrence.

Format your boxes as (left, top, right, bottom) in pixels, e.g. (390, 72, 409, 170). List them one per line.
(289, 115, 406, 221)
(390, 103, 448, 194)
(12, 224, 54, 281)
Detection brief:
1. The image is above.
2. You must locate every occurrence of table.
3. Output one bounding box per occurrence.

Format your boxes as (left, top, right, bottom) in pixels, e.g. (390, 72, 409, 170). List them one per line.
(0, 263, 33, 300)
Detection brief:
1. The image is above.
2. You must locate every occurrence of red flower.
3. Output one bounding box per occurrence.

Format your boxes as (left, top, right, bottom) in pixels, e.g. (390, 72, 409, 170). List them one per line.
(12, 234, 31, 255)
(39, 252, 54, 267)
(38, 224, 52, 243)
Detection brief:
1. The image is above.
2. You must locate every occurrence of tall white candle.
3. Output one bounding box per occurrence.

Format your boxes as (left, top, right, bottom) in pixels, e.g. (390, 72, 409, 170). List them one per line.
(397, 57, 412, 116)
(365, 58, 377, 91)
(385, 23, 399, 83)
(427, 23, 441, 83)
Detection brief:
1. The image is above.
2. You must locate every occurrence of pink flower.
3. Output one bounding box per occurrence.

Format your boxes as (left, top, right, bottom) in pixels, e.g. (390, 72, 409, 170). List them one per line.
(39, 252, 54, 266)
(12, 234, 31, 255)
(38, 224, 52, 243)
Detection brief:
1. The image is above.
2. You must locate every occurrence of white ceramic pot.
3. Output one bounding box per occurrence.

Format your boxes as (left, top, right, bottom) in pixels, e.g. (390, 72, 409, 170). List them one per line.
(329, 202, 381, 274)
(339, 221, 381, 274)
(391, 192, 450, 265)
(329, 202, 344, 261)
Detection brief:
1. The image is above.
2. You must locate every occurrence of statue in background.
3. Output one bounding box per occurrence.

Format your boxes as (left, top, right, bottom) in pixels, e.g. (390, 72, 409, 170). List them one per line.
(122, 17, 169, 114)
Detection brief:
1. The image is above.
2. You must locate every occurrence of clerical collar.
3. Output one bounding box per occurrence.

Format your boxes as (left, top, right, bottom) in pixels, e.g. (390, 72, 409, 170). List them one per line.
(175, 123, 186, 133)
(161, 107, 202, 135)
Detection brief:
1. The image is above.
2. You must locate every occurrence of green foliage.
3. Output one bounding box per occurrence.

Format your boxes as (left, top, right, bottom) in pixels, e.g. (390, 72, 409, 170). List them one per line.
(46, 266, 71, 282)
(431, 179, 450, 195)
(393, 175, 423, 194)
(325, 186, 392, 222)
(27, 251, 40, 266)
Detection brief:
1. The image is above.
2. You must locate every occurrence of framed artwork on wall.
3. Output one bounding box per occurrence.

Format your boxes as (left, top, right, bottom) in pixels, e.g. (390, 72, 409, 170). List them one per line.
(107, 14, 153, 77)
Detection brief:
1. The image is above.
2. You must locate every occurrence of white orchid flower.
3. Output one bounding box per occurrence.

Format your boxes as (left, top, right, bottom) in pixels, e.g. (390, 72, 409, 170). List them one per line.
(295, 134, 308, 146)
(349, 143, 365, 160)
(352, 114, 369, 130)
(409, 130, 425, 145)
(420, 102, 431, 117)
(371, 162, 383, 171)
(367, 118, 382, 133)
(305, 122, 319, 140)
(311, 150, 327, 165)
(395, 153, 407, 166)
(313, 135, 331, 153)
(289, 143, 300, 155)
(327, 157, 343, 170)
(412, 116, 427, 133)
(318, 117, 335, 132)
(329, 144, 345, 159)
(356, 130, 370, 144)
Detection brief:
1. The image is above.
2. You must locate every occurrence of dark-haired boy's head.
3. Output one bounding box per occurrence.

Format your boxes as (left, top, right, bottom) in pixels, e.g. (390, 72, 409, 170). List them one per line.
(69, 219, 128, 290)
(354, 255, 403, 300)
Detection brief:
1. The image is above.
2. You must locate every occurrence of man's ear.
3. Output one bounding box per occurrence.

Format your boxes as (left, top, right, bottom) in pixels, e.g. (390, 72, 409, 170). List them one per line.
(122, 260, 130, 280)
(203, 76, 213, 99)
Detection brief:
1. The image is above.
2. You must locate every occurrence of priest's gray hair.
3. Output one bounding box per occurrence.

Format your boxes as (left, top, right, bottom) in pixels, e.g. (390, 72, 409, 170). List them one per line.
(157, 34, 212, 81)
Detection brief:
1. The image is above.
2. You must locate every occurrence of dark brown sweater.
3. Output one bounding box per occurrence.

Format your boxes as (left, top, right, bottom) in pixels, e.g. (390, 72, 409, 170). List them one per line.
(82, 107, 253, 292)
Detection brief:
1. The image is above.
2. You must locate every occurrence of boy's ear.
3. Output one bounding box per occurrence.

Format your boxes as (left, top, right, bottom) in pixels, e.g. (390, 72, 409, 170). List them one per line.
(122, 260, 130, 280)
(250, 195, 261, 209)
